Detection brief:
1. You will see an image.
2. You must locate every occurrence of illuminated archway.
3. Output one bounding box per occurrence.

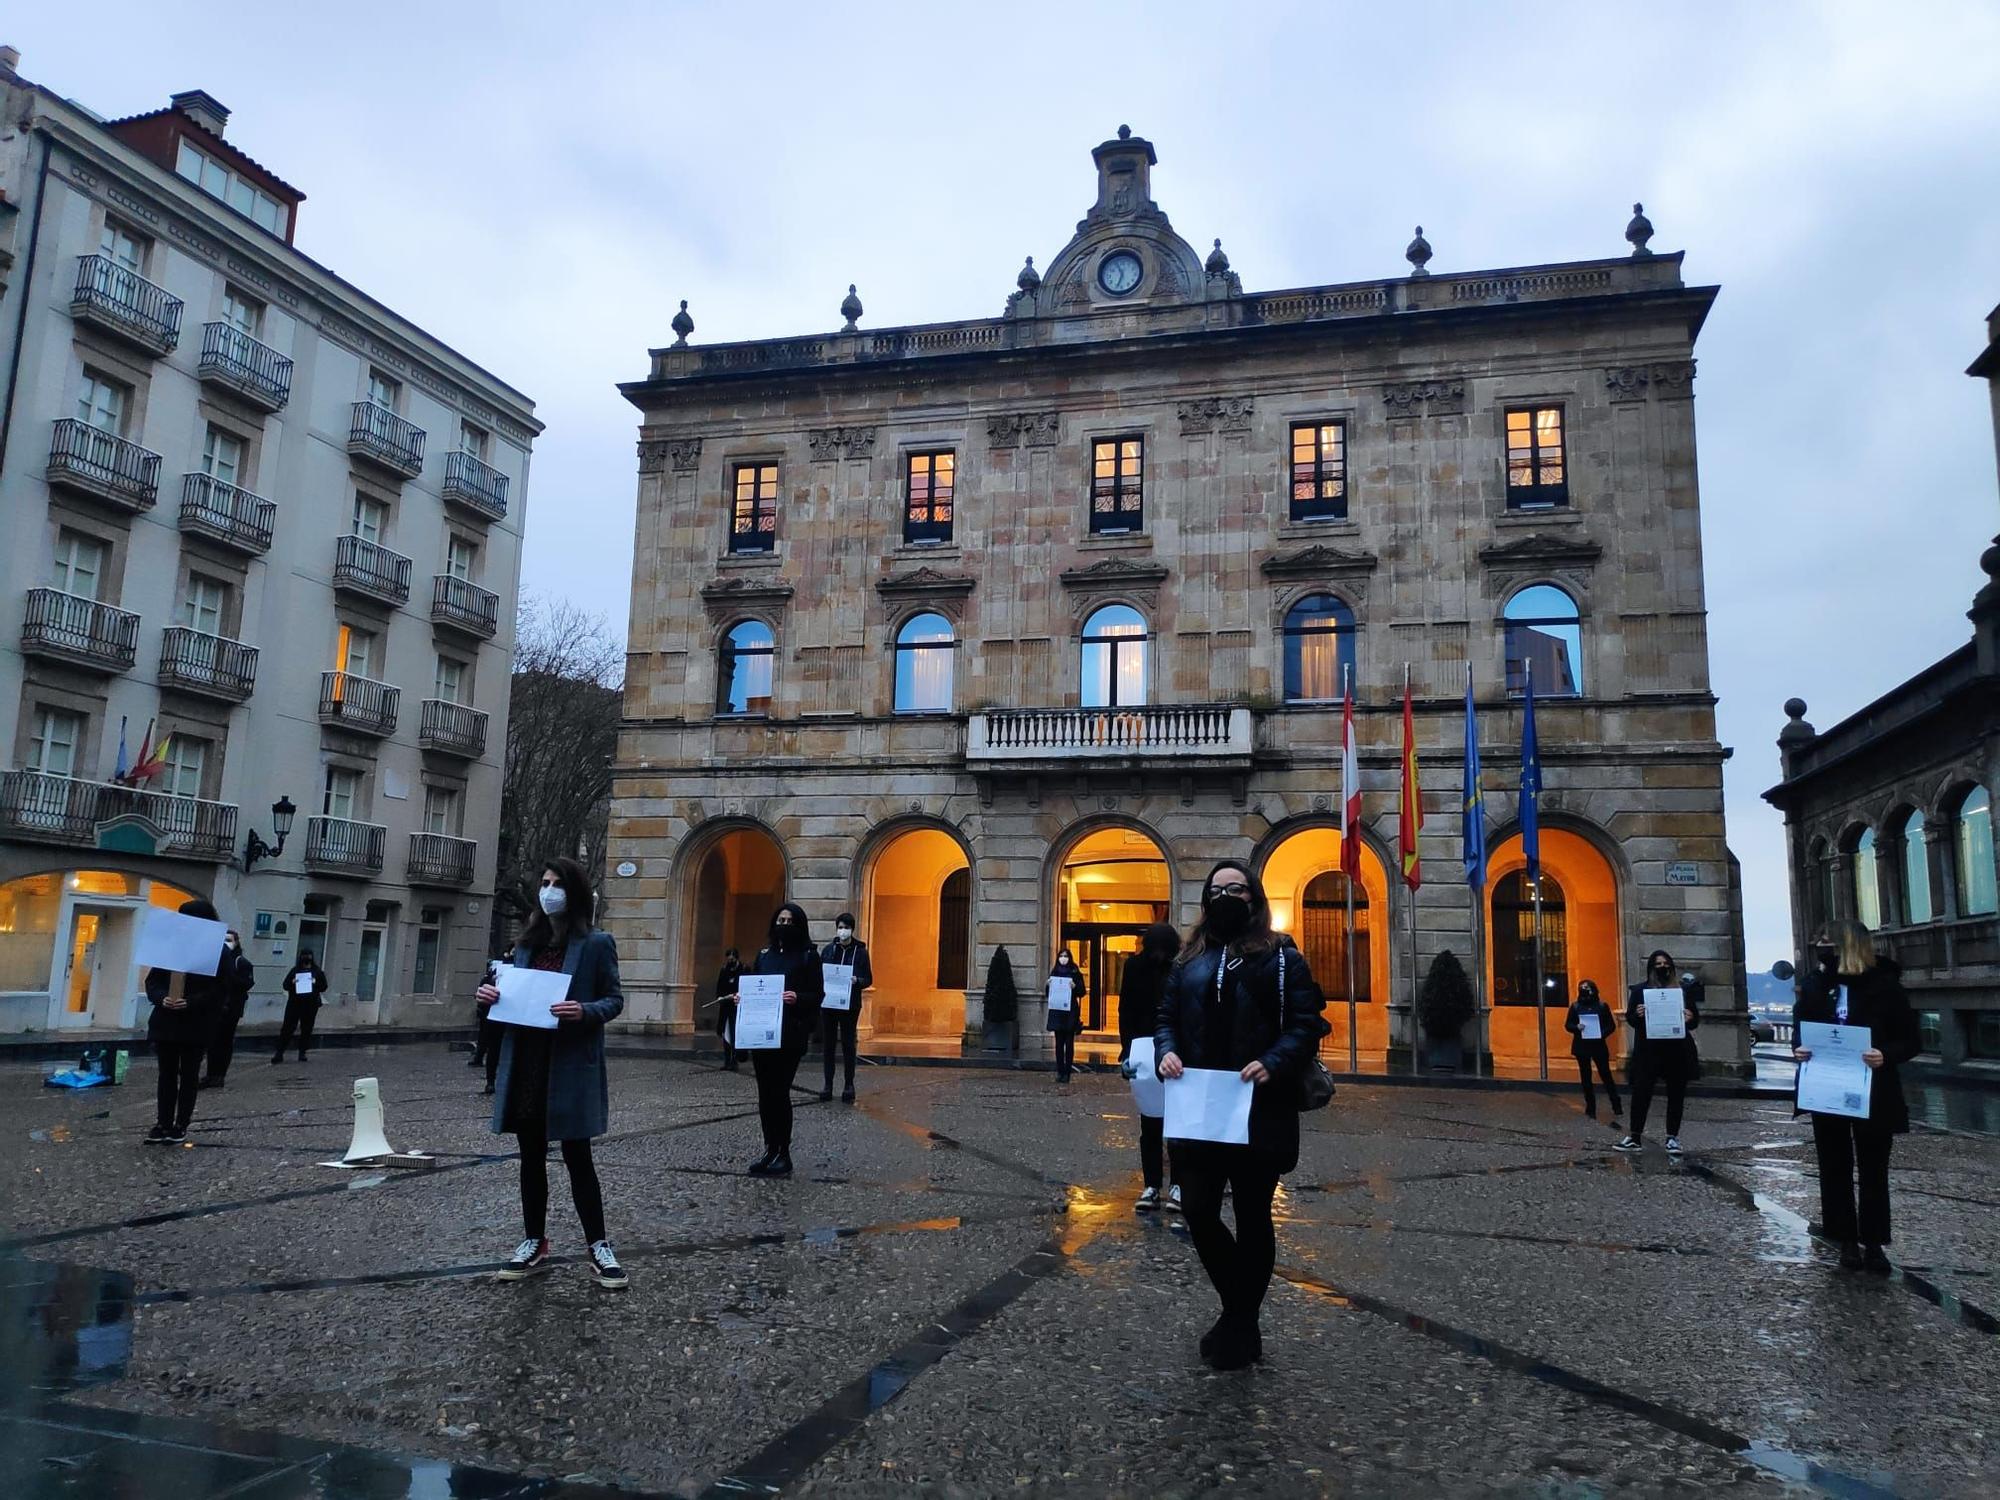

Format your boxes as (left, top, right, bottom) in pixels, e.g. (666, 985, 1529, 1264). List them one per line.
(1259, 825, 1391, 1067)
(686, 826, 786, 1003)
(1052, 824, 1172, 1037)
(1485, 827, 1621, 1070)
(863, 825, 972, 1039)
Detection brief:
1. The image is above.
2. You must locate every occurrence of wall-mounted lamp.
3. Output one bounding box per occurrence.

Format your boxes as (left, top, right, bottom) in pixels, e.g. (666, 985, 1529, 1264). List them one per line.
(244, 795, 297, 873)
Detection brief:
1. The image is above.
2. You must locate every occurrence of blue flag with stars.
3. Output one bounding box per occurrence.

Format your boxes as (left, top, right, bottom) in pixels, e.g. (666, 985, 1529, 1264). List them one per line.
(1462, 668, 1486, 889)
(1520, 662, 1543, 880)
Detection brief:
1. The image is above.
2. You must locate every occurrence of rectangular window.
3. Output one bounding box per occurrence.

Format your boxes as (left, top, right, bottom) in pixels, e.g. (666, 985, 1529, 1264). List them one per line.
(99, 220, 146, 273)
(1918, 1010, 1942, 1055)
(729, 463, 779, 553)
(29, 708, 83, 777)
(352, 494, 389, 544)
(1089, 436, 1144, 534)
(52, 530, 108, 600)
(181, 573, 228, 634)
(161, 737, 207, 800)
(202, 425, 245, 487)
(178, 141, 289, 236)
(903, 451, 955, 545)
(412, 907, 445, 996)
(76, 370, 129, 435)
(323, 765, 361, 821)
(336, 623, 377, 679)
(445, 535, 478, 582)
(1289, 422, 1348, 523)
(434, 655, 467, 704)
(1970, 1009, 2000, 1061)
(221, 289, 263, 337)
(1505, 406, 1569, 510)
(367, 369, 401, 411)
(422, 785, 460, 836)
(459, 421, 488, 460)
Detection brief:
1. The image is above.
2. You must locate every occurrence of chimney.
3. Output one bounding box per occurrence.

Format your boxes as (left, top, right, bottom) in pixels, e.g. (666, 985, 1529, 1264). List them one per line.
(170, 89, 230, 137)
(0, 45, 21, 74)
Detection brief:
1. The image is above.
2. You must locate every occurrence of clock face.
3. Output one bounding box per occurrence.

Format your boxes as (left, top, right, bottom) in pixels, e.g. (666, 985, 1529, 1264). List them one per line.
(1098, 251, 1143, 295)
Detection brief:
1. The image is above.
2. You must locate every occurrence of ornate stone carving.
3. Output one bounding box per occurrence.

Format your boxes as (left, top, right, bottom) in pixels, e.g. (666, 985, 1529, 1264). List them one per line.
(1260, 543, 1379, 580)
(1177, 396, 1254, 436)
(637, 439, 669, 474)
(1381, 377, 1467, 419)
(1605, 361, 1695, 403)
(877, 565, 977, 601)
(807, 426, 877, 462)
(1604, 366, 1651, 403)
(1059, 555, 1169, 617)
(1476, 533, 1604, 570)
(1650, 359, 1696, 399)
(986, 411, 1062, 449)
(699, 577, 794, 625)
(668, 437, 702, 471)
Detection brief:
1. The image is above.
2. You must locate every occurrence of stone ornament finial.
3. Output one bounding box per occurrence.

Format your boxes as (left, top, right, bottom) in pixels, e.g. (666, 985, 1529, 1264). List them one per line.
(1205, 238, 1231, 276)
(840, 284, 864, 332)
(1117, 124, 1132, 140)
(1405, 226, 1432, 277)
(670, 299, 694, 347)
(1626, 202, 1654, 258)
(1017, 255, 1040, 291)
(1779, 697, 1817, 748)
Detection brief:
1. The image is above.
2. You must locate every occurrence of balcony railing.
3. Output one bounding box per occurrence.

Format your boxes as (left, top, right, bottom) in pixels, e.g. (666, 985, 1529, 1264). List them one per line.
(196, 322, 292, 411)
(967, 705, 1253, 763)
(430, 574, 498, 638)
(305, 816, 386, 878)
(419, 698, 489, 758)
(71, 254, 183, 355)
(442, 450, 509, 522)
(318, 671, 400, 737)
(179, 472, 277, 554)
(347, 401, 426, 478)
(333, 533, 412, 607)
(21, 588, 139, 674)
(407, 831, 477, 887)
(47, 418, 162, 512)
(158, 627, 258, 703)
(0, 770, 236, 861)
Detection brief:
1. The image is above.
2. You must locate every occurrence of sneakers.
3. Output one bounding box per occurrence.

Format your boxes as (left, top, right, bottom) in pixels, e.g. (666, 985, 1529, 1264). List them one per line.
(764, 1151, 794, 1177)
(588, 1240, 629, 1291)
(1613, 1136, 1643, 1152)
(819, 1088, 834, 1103)
(144, 1124, 170, 1145)
(746, 1151, 778, 1176)
(1135, 1186, 1160, 1213)
(1166, 1185, 1184, 1214)
(497, 1237, 551, 1280)
(840, 1089, 855, 1105)
(1664, 1136, 1683, 1156)
(164, 1125, 188, 1144)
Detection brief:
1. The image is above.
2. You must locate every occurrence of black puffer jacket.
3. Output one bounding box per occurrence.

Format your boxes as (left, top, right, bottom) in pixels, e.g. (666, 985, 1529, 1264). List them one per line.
(1155, 940, 1327, 1171)
(1793, 960, 1920, 1133)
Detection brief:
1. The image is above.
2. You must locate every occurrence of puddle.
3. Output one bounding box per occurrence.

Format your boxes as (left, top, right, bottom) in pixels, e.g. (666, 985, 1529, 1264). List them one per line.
(3, 1257, 133, 1393)
(28, 1125, 75, 1144)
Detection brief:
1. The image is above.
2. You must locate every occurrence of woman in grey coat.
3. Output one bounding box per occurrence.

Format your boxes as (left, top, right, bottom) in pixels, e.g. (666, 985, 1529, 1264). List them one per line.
(476, 856, 628, 1290)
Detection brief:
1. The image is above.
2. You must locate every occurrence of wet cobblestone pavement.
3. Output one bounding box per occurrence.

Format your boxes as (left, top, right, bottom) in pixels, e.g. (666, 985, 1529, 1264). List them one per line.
(3, 1050, 1997, 1497)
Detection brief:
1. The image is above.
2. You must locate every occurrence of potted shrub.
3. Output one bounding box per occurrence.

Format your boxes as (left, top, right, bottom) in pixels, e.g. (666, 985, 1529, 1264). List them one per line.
(981, 947, 1018, 1054)
(1418, 949, 1475, 1072)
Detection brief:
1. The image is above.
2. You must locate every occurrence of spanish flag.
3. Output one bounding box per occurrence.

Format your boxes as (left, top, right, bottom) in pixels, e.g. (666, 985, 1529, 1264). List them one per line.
(1398, 670, 1422, 891)
(130, 721, 172, 784)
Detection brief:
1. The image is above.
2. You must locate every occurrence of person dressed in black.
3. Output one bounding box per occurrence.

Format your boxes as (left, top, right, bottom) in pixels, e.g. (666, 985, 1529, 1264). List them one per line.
(1616, 949, 1703, 1155)
(1156, 861, 1328, 1370)
(746, 904, 823, 1177)
(477, 857, 628, 1289)
(273, 948, 328, 1063)
(469, 940, 509, 1091)
(714, 948, 744, 1071)
(1047, 949, 1087, 1083)
(143, 898, 228, 1144)
(1793, 919, 1919, 1274)
(818, 914, 874, 1103)
(1119, 923, 1181, 1213)
(1563, 979, 1621, 1123)
(200, 928, 255, 1089)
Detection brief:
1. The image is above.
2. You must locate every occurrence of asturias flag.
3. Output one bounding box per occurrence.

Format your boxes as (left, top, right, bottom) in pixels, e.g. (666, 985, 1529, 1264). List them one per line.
(1399, 673, 1422, 891)
(1340, 679, 1361, 882)
(1521, 660, 1543, 881)
(1463, 666, 1486, 889)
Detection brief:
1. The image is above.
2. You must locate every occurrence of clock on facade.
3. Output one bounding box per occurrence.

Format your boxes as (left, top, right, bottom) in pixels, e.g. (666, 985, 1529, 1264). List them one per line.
(1097, 250, 1143, 295)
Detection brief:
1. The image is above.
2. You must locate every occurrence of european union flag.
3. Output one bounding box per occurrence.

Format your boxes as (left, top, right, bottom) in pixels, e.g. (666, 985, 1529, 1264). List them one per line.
(1462, 667, 1486, 888)
(1521, 661, 1543, 880)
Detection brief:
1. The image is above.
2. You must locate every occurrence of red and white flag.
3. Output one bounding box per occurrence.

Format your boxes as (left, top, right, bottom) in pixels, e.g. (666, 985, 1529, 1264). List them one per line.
(1340, 677, 1361, 881)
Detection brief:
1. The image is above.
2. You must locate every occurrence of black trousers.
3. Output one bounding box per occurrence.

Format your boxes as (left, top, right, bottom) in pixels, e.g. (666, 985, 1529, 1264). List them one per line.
(1176, 1147, 1282, 1323)
(1812, 1113, 1895, 1245)
(516, 1127, 606, 1244)
(1628, 1059, 1686, 1138)
(205, 1010, 243, 1082)
(821, 1007, 858, 1092)
(1575, 1050, 1621, 1116)
(1139, 1113, 1172, 1190)
(155, 1041, 203, 1130)
(274, 998, 319, 1059)
(753, 1041, 806, 1153)
(717, 1000, 737, 1068)
(1053, 1031, 1076, 1079)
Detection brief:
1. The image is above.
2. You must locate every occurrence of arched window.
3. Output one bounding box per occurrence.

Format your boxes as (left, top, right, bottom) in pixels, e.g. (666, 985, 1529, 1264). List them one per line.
(1081, 604, 1148, 708)
(716, 620, 774, 715)
(893, 613, 955, 714)
(1957, 787, 1998, 916)
(1282, 595, 1356, 703)
(936, 867, 970, 988)
(1300, 870, 1371, 1004)
(1492, 869, 1568, 1005)
(1853, 828, 1881, 930)
(1901, 808, 1933, 925)
(1503, 585, 1583, 698)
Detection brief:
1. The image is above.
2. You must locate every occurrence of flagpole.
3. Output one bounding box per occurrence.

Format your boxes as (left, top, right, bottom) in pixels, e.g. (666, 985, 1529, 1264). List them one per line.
(1343, 664, 1358, 1076)
(1528, 658, 1549, 1082)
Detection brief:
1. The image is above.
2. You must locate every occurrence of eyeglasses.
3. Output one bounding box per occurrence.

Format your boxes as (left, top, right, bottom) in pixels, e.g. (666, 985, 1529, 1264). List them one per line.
(1207, 883, 1252, 900)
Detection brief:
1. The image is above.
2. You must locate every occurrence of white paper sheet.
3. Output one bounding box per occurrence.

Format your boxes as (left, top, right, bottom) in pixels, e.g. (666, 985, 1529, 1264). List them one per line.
(1797, 1021, 1873, 1120)
(823, 963, 855, 1012)
(735, 974, 785, 1049)
(1163, 1067, 1254, 1144)
(1127, 1037, 1166, 1119)
(292, 974, 316, 996)
(135, 908, 227, 977)
(1047, 976, 1074, 1013)
(1643, 987, 1687, 1040)
(487, 965, 568, 1029)
(1578, 1013, 1602, 1041)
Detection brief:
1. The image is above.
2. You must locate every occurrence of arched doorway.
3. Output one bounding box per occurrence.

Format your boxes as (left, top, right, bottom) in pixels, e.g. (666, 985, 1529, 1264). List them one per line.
(1054, 825, 1171, 1038)
(864, 826, 972, 1041)
(687, 827, 786, 1012)
(1486, 827, 1621, 1071)
(0, 869, 198, 1031)
(1260, 826, 1391, 1067)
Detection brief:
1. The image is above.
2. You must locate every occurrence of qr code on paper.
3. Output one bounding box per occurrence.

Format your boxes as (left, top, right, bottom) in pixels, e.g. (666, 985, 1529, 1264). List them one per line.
(1842, 1092, 1864, 1111)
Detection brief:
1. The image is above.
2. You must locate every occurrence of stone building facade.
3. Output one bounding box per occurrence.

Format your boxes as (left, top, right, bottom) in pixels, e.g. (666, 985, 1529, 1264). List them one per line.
(608, 128, 1748, 1075)
(1765, 303, 2000, 1076)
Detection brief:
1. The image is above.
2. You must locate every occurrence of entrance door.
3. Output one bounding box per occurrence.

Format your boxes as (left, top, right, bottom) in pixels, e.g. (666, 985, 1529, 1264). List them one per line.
(356, 923, 387, 1005)
(57, 905, 129, 1029)
(1060, 922, 1149, 1034)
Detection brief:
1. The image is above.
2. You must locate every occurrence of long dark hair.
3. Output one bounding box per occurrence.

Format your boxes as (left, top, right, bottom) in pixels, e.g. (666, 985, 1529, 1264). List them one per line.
(768, 902, 811, 953)
(1139, 923, 1179, 962)
(519, 856, 595, 952)
(1178, 859, 1279, 964)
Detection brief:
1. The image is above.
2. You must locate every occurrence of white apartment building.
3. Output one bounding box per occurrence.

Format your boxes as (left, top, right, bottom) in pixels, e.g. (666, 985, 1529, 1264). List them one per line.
(0, 51, 539, 1036)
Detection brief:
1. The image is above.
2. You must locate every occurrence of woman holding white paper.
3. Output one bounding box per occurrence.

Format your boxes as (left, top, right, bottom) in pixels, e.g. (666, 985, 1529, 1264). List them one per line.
(1119, 923, 1180, 1211)
(745, 903, 823, 1177)
(1563, 980, 1621, 1123)
(272, 949, 327, 1064)
(142, 898, 229, 1144)
(1793, 920, 1918, 1274)
(1046, 950, 1087, 1083)
(1616, 950, 1702, 1154)
(1155, 861, 1328, 1370)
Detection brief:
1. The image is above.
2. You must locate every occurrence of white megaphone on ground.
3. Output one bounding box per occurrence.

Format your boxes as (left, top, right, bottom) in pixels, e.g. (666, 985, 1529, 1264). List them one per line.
(319, 1076, 435, 1171)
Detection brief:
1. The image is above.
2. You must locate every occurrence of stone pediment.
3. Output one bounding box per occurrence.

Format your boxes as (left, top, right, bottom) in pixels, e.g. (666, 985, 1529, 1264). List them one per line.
(1260, 543, 1379, 580)
(877, 566, 976, 598)
(1059, 557, 1172, 590)
(1476, 533, 1603, 570)
(700, 576, 794, 607)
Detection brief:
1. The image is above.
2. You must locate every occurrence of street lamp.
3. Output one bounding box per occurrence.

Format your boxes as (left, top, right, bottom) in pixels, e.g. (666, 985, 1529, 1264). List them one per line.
(244, 795, 297, 872)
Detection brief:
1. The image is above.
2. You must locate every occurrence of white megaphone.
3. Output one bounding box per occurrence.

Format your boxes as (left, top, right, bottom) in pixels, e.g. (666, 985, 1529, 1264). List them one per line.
(342, 1077, 397, 1163)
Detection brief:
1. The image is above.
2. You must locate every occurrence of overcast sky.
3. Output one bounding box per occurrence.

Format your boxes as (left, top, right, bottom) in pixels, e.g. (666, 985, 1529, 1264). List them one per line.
(14, 1, 1999, 970)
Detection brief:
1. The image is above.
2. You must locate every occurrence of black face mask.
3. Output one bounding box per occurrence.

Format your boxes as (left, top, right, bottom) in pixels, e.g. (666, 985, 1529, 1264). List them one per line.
(1206, 895, 1252, 941)
(1815, 947, 1839, 973)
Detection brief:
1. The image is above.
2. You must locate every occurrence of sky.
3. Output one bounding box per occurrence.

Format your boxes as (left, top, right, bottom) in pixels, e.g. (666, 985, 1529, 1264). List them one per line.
(12, 1, 1999, 971)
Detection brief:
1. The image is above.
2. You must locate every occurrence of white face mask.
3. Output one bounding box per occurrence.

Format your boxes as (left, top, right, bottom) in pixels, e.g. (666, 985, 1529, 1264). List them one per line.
(836, 927, 854, 941)
(538, 885, 568, 916)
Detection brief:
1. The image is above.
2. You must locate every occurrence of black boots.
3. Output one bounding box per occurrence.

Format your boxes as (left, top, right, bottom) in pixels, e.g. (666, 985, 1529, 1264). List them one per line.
(1203, 1314, 1262, 1370)
(747, 1149, 794, 1177)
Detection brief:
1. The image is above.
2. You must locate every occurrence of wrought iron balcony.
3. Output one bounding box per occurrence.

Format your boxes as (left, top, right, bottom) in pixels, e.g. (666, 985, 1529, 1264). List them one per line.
(347, 401, 425, 479)
(70, 254, 183, 356)
(966, 705, 1254, 766)
(196, 322, 292, 411)
(179, 472, 276, 555)
(47, 418, 162, 513)
(333, 533, 412, 607)
(21, 589, 139, 674)
(407, 831, 477, 887)
(419, 698, 489, 759)
(158, 627, 258, 703)
(442, 450, 509, 522)
(430, 574, 498, 639)
(0, 770, 236, 861)
(318, 671, 400, 737)
(304, 816, 386, 878)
